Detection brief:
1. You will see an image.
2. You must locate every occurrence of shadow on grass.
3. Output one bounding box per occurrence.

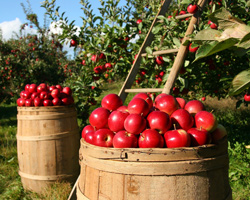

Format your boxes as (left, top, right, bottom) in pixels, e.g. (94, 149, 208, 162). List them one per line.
(0, 105, 17, 127)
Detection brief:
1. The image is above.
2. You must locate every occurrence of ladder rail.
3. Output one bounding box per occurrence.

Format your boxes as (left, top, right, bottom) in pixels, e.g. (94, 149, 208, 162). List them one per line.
(118, 0, 172, 102)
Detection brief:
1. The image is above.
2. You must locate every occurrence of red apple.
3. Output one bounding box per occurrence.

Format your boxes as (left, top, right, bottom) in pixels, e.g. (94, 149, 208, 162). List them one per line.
(51, 88, 61, 99)
(208, 20, 218, 29)
(34, 97, 43, 107)
(31, 92, 39, 100)
(113, 130, 138, 148)
(43, 99, 52, 106)
(244, 94, 250, 102)
(155, 94, 180, 115)
(108, 110, 129, 132)
(127, 98, 150, 117)
(22, 91, 31, 99)
(211, 124, 227, 143)
(17, 98, 25, 106)
(25, 99, 33, 107)
(184, 100, 205, 116)
(187, 4, 198, 14)
(105, 63, 112, 69)
(164, 129, 191, 148)
(124, 114, 146, 135)
(147, 111, 171, 134)
(61, 96, 74, 105)
(70, 39, 77, 47)
(89, 107, 110, 129)
(201, 97, 206, 101)
(195, 111, 218, 132)
(133, 93, 153, 110)
(40, 91, 49, 100)
(139, 129, 164, 148)
(28, 83, 37, 93)
(189, 43, 199, 53)
(154, 93, 168, 103)
(155, 56, 164, 65)
(101, 93, 123, 112)
(170, 109, 194, 131)
(116, 105, 128, 113)
(84, 131, 95, 145)
(136, 19, 142, 24)
(49, 85, 56, 92)
(56, 84, 63, 91)
(176, 97, 186, 109)
(20, 90, 25, 98)
(91, 54, 99, 62)
(187, 127, 211, 146)
(93, 128, 114, 147)
(62, 87, 72, 96)
(52, 97, 62, 106)
(37, 83, 48, 93)
(25, 84, 30, 91)
(82, 125, 95, 138)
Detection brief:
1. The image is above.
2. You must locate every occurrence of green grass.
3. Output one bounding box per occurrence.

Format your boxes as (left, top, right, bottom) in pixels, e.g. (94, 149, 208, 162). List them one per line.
(1, 84, 250, 199)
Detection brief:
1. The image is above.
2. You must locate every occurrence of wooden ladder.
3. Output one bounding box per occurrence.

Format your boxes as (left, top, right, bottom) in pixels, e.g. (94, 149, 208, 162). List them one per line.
(118, 0, 208, 102)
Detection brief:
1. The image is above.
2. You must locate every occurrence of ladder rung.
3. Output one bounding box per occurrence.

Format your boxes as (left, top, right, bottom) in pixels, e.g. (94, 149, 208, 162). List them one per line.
(125, 88, 163, 93)
(141, 49, 179, 57)
(175, 13, 193, 20)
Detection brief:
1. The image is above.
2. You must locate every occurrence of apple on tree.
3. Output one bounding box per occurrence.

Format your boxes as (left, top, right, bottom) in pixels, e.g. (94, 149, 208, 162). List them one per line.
(187, 4, 198, 14)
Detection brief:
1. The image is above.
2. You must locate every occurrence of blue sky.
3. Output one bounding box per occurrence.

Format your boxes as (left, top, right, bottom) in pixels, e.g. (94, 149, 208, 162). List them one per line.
(0, 0, 126, 40)
(0, 0, 126, 57)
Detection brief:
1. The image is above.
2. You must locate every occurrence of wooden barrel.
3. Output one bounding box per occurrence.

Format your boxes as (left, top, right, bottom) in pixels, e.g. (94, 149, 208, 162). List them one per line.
(77, 138, 232, 200)
(17, 106, 80, 193)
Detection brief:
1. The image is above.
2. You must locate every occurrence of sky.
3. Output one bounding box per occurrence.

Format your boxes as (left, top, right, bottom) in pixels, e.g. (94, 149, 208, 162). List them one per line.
(0, 0, 126, 57)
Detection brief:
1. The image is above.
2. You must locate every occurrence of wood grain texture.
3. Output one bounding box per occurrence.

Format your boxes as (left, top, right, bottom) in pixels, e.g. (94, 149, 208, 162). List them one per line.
(17, 106, 80, 193)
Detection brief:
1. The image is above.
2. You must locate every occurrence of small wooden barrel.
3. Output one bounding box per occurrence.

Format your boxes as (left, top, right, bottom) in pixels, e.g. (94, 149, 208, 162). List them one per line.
(17, 106, 80, 193)
(78, 138, 232, 200)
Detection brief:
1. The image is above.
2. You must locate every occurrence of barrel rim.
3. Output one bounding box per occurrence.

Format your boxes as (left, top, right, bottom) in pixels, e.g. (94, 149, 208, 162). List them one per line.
(17, 104, 76, 111)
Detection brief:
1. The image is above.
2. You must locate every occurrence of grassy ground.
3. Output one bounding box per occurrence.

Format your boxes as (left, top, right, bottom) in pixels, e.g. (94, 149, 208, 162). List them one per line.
(0, 83, 250, 199)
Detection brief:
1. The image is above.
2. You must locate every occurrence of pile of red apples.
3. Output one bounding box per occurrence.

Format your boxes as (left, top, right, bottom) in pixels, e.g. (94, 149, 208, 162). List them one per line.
(82, 93, 227, 148)
(17, 83, 74, 107)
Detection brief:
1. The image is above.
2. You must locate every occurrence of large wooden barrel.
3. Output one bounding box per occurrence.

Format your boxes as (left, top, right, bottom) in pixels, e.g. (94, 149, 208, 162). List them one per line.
(77, 138, 232, 200)
(17, 106, 80, 193)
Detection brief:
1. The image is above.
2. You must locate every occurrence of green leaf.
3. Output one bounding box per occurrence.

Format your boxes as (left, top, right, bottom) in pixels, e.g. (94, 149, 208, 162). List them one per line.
(152, 26, 161, 34)
(173, 37, 181, 48)
(180, 0, 192, 5)
(229, 69, 250, 96)
(193, 38, 238, 62)
(145, 46, 153, 55)
(192, 29, 222, 41)
(208, 8, 245, 30)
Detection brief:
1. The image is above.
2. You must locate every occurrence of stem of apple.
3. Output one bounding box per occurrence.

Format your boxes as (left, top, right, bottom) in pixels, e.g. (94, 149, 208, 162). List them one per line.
(210, 109, 214, 113)
(173, 124, 176, 130)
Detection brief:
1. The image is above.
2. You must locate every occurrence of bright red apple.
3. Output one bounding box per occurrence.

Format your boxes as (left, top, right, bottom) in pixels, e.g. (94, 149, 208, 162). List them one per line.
(40, 91, 49, 100)
(244, 94, 250, 102)
(108, 110, 129, 132)
(155, 94, 180, 115)
(43, 99, 52, 106)
(51, 88, 61, 99)
(136, 19, 142, 24)
(17, 98, 25, 106)
(62, 87, 72, 96)
(31, 92, 39, 100)
(189, 43, 199, 53)
(154, 93, 168, 103)
(116, 105, 128, 113)
(187, 127, 211, 146)
(133, 93, 153, 110)
(195, 111, 218, 132)
(56, 84, 63, 91)
(113, 130, 138, 148)
(101, 93, 123, 112)
(184, 100, 205, 116)
(124, 114, 146, 135)
(28, 83, 37, 93)
(93, 128, 114, 147)
(89, 107, 110, 129)
(127, 98, 150, 117)
(164, 129, 191, 148)
(84, 131, 95, 145)
(176, 97, 186, 109)
(170, 109, 194, 131)
(49, 85, 56, 92)
(22, 91, 31, 99)
(139, 129, 164, 148)
(25, 84, 30, 91)
(187, 4, 198, 14)
(82, 125, 95, 139)
(34, 97, 42, 107)
(52, 97, 62, 106)
(155, 56, 164, 65)
(211, 124, 227, 143)
(147, 110, 171, 134)
(25, 99, 33, 107)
